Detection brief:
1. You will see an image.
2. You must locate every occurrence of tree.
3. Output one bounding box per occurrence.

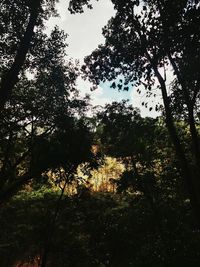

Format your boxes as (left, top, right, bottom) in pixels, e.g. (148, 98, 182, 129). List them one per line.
(0, 27, 93, 204)
(81, 0, 200, 223)
(0, 0, 57, 108)
(0, 0, 95, 109)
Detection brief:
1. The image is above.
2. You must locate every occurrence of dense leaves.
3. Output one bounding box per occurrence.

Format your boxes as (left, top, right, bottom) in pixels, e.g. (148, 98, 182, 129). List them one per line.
(0, 25, 93, 203)
(1, 0, 200, 266)
(0, 189, 200, 267)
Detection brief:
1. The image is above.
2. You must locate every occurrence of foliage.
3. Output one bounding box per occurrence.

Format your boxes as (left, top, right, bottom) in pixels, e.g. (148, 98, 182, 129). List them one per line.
(81, 0, 200, 223)
(0, 26, 94, 203)
(0, 189, 200, 267)
(1, 0, 200, 266)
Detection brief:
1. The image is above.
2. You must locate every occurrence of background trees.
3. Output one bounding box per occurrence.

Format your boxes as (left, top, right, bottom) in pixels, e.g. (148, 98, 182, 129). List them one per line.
(1, 184, 200, 267)
(81, 0, 200, 222)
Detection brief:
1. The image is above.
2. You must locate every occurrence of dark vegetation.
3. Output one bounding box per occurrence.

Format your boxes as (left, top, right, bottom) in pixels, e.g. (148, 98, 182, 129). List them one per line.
(0, 0, 200, 266)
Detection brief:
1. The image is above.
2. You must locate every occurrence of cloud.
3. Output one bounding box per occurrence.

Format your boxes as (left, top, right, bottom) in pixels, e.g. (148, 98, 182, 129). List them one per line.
(77, 76, 164, 117)
(76, 77, 107, 106)
(46, 0, 115, 61)
(77, 77, 131, 107)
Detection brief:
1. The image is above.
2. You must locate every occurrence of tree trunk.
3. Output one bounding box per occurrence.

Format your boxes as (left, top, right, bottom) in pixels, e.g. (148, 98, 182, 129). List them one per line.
(151, 61, 200, 225)
(0, 0, 41, 109)
(133, 9, 200, 224)
(168, 54, 200, 168)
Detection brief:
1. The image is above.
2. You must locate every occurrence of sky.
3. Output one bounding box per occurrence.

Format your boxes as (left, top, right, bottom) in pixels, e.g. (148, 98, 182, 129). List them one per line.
(46, 0, 163, 117)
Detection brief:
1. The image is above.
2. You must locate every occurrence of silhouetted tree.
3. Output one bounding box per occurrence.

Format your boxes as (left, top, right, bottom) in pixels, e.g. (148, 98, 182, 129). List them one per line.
(81, 0, 200, 223)
(0, 27, 93, 204)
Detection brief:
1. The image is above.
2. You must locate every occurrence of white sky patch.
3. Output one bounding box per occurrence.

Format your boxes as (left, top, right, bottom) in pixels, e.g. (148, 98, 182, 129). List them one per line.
(46, 0, 116, 61)
(77, 77, 103, 98)
(130, 85, 163, 118)
(130, 66, 175, 117)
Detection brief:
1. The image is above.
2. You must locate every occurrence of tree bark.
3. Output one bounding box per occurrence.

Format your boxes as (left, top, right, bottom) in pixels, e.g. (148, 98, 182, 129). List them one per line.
(0, 0, 41, 109)
(150, 60, 200, 225)
(156, 0, 200, 172)
(168, 53, 200, 168)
